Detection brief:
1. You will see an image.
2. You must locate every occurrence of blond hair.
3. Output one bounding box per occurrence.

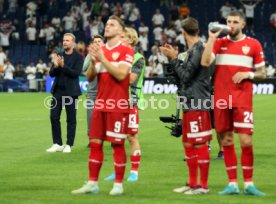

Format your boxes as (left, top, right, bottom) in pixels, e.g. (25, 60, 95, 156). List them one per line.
(109, 15, 125, 30)
(64, 33, 76, 42)
(124, 27, 139, 47)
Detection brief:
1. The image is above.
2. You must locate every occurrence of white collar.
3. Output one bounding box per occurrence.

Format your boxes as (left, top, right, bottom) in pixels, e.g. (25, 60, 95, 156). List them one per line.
(226, 34, 246, 42)
(105, 41, 122, 50)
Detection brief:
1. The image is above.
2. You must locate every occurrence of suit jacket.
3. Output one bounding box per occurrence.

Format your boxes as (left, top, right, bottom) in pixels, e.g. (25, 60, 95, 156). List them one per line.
(50, 50, 83, 96)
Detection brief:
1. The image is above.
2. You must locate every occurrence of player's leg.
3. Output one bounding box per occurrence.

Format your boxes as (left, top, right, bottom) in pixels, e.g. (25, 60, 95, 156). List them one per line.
(106, 112, 128, 195)
(210, 108, 224, 158)
(183, 142, 210, 195)
(126, 133, 140, 182)
(218, 131, 240, 195)
(182, 143, 198, 192)
(235, 107, 265, 196)
(86, 95, 92, 147)
(215, 108, 240, 195)
(72, 111, 105, 194)
(104, 107, 141, 182)
(216, 131, 224, 159)
(173, 111, 198, 193)
(110, 142, 126, 195)
(172, 142, 197, 193)
(183, 111, 212, 195)
(86, 93, 96, 148)
(127, 107, 141, 182)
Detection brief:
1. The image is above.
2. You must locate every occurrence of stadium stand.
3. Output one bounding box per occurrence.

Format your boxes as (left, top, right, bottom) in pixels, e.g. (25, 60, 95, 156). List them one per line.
(0, 0, 275, 92)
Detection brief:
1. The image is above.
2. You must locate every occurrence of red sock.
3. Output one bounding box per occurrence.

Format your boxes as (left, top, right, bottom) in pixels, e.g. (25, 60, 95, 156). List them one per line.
(197, 145, 210, 188)
(241, 145, 254, 182)
(223, 144, 237, 182)
(184, 146, 198, 188)
(89, 143, 103, 181)
(113, 144, 127, 183)
(130, 155, 141, 172)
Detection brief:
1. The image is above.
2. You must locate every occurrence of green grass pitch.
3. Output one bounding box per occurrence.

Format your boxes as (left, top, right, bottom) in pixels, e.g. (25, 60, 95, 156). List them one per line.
(0, 93, 275, 204)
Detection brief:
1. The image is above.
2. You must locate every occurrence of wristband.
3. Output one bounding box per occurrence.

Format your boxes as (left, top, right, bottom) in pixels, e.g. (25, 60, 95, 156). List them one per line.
(248, 72, 255, 80)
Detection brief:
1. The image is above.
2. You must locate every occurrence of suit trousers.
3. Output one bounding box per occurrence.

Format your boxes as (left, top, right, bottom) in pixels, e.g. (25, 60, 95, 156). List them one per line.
(50, 94, 78, 146)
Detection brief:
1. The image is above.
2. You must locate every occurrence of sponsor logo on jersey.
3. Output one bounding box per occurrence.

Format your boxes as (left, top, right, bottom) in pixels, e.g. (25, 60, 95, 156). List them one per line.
(221, 47, 228, 50)
(242, 45, 250, 55)
(112, 52, 120, 60)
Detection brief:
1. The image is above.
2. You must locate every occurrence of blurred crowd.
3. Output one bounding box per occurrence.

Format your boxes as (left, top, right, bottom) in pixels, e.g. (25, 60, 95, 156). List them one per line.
(0, 0, 275, 92)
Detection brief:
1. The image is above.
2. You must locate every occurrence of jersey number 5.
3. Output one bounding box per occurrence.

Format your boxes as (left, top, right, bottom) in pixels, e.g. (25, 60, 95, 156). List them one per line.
(190, 121, 199, 133)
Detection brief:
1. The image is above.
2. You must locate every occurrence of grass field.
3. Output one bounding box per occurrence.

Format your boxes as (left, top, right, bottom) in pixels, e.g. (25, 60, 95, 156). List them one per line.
(0, 93, 275, 204)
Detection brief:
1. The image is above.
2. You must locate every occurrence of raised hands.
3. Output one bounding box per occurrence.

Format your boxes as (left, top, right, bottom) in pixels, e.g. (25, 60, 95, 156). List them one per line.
(88, 43, 104, 62)
(159, 43, 178, 60)
(53, 53, 64, 68)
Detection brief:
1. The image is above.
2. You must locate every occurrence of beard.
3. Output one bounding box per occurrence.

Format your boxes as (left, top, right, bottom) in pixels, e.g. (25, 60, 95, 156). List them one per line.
(229, 29, 240, 38)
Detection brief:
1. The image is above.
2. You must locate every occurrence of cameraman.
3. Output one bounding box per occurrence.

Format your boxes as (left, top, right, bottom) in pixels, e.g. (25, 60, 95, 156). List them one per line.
(160, 17, 212, 195)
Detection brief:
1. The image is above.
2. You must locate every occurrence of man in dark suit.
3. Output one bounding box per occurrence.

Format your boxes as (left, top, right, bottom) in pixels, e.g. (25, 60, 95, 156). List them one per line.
(46, 33, 83, 153)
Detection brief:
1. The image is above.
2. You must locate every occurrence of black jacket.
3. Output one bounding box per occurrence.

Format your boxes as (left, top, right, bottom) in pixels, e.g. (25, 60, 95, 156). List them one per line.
(171, 41, 211, 111)
(50, 50, 83, 96)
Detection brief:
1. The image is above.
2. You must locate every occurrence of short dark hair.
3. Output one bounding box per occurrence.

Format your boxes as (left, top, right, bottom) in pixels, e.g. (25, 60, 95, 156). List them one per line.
(91, 34, 104, 43)
(227, 10, 246, 21)
(108, 15, 125, 30)
(181, 17, 199, 36)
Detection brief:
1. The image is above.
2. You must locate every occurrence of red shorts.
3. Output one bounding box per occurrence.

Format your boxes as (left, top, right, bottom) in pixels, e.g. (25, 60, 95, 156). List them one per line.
(90, 110, 129, 144)
(214, 107, 254, 134)
(127, 106, 139, 135)
(182, 111, 212, 144)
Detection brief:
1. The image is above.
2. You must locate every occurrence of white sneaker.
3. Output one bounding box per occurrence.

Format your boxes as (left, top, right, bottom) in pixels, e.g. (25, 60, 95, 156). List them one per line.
(63, 145, 71, 153)
(46, 144, 64, 153)
(173, 185, 191, 193)
(109, 183, 123, 196)
(184, 187, 209, 195)
(71, 181, 99, 194)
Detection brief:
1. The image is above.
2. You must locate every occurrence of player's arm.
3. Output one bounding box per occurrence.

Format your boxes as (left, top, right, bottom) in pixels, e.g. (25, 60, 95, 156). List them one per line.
(83, 53, 96, 82)
(130, 58, 144, 84)
(86, 62, 96, 82)
(101, 57, 130, 81)
(233, 40, 266, 83)
(254, 66, 266, 80)
(92, 44, 132, 81)
(201, 30, 222, 67)
(82, 54, 91, 73)
(84, 44, 98, 82)
(232, 66, 266, 83)
(130, 73, 138, 84)
(159, 44, 178, 60)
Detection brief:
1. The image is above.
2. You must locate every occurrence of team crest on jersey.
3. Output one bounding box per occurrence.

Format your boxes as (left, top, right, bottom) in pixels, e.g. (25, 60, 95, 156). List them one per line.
(242, 45, 250, 55)
(112, 52, 120, 60)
